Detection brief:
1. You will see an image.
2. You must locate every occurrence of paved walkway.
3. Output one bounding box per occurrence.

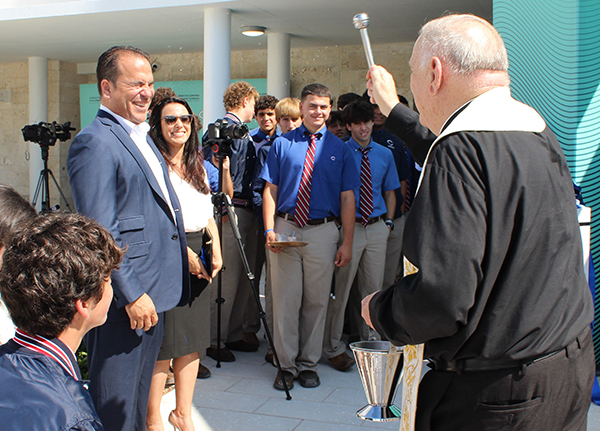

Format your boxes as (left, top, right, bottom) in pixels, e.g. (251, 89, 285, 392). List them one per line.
(157, 336, 600, 431)
(158, 335, 404, 431)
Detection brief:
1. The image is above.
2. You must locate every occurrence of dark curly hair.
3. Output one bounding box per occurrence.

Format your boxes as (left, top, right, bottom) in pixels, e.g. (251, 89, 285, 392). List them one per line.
(149, 96, 209, 195)
(0, 213, 123, 338)
(255, 95, 279, 114)
(0, 184, 37, 248)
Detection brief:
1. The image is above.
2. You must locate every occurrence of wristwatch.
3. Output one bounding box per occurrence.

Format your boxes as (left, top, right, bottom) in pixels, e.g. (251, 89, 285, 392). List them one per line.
(384, 218, 394, 231)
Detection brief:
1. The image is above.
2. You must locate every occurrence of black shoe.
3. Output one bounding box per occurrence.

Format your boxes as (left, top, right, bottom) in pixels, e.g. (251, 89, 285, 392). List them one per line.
(328, 352, 355, 371)
(242, 332, 260, 347)
(298, 370, 320, 388)
(197, 363, 211, 379)
(206, 346, 236, 362)
(265, 352, 274, 365)
(225, 339, 259, 352)
(273, 370, 294, 391)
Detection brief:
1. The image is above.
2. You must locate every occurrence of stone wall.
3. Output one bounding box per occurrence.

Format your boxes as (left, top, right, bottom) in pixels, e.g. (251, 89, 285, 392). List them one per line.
(149, 42, 414, 105)
(0, 41, 415, 200)
(0, 62, 30, 198)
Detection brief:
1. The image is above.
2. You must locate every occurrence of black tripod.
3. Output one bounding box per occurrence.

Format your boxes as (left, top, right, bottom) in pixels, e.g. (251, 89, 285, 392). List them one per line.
(211, 155, 292, 400)
(31, 144, 72, 213)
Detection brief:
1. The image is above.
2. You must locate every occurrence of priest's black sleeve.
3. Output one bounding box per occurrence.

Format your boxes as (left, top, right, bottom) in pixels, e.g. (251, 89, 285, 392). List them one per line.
(385, 103, 437, 166)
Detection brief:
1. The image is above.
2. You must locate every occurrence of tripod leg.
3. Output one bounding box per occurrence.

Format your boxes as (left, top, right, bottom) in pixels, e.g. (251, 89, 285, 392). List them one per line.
(31, 171, 45, 210)
(221, 194, 292, 400)
(47, 169, 72, 212)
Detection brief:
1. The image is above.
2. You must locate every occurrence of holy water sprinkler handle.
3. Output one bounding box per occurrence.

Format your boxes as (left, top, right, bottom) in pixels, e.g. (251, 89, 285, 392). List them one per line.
(353, 13, 375, 68)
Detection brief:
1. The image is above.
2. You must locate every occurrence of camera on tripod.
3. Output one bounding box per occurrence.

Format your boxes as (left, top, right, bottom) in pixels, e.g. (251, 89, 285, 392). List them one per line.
(203, 118, 248, 158)
(22, 121, 75, 147)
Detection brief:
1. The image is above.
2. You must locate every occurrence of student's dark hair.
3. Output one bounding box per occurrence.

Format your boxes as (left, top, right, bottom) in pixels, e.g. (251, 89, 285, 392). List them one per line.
(0, 184, 37, 247)
(300, 83, 332, 104)
(0, 213, 123, 338)
(326, 110, 344, 127)
(342, 100, 375, 125)
(149, 97, 209, 194)
(96, 46, 152, 95)
(255, 95, 279, 114)
(337, 92, 361, 110)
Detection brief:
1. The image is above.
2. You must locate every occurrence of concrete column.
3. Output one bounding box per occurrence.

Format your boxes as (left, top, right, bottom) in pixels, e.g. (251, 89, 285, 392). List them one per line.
(267, 32, 291, 99)
(28, 57, 47, 208)
(203, 8, 231, 129)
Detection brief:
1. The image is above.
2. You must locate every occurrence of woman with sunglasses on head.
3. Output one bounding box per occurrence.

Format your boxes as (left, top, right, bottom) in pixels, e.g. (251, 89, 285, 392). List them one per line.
(146, 96, 223, 431)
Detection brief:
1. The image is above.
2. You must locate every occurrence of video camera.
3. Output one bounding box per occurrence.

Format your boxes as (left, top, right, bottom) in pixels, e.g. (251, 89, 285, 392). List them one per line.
(22, 121, 75, 147)
(203, 118, 248, 159)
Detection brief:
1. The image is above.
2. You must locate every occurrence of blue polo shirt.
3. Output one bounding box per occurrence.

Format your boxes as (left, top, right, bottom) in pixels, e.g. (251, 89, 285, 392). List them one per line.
(251, 126, 281, 210)
(346, 137, 400, 219)
(250, 127, 280, 154)
(260, 124, 359, 219)
(204, 159, 219, 193)
(371, 127, 410, 218)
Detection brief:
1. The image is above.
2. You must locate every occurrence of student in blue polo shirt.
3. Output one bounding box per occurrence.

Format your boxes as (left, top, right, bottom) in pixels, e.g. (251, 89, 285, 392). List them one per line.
(247, 94, 280, 352)
(323, 100, 400, 371)
(261, 83, 359, 390)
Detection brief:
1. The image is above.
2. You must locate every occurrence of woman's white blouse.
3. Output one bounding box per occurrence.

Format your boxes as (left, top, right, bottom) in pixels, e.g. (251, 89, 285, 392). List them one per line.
(169, 169, 213, 233)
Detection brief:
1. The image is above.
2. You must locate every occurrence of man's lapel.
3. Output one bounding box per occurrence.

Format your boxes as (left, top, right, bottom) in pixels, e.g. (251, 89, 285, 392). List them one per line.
(97, 110, 171, 210)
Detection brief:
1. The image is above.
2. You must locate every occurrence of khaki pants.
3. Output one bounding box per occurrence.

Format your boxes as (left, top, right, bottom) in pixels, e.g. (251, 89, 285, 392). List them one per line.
(323, 219, 389, 358)
(383, 214, 406, 289)
(210, 207, 257, 347)
(269, 218, 339, 376)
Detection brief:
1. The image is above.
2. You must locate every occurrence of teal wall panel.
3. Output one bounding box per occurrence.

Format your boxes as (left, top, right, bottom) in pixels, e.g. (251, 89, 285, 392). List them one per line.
(494, 0, 600, 360)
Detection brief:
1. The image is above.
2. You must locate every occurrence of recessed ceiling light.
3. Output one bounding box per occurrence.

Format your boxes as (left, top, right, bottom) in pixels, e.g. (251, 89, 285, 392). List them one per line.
(241, 26, 266, 37)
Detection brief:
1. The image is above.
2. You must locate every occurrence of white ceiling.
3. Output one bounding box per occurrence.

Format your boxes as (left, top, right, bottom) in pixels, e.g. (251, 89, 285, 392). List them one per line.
(0, 0, 492, 65)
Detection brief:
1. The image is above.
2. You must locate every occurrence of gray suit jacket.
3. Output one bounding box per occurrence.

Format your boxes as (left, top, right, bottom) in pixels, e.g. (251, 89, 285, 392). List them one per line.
(67, 109, 190, 314)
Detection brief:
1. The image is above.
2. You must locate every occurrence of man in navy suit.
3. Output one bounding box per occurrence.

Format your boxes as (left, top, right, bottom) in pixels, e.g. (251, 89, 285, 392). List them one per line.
(67, 46, 189, 431)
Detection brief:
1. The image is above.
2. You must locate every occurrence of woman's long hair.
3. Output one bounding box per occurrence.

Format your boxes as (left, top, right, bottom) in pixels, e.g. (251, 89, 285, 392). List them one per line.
(149, 96, 209, 194)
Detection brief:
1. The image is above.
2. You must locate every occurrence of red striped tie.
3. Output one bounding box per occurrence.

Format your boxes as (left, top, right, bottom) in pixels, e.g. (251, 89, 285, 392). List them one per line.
(295, 134, 318, 227)
(403, 143, 411, 211)
(359, 147, 374, 226)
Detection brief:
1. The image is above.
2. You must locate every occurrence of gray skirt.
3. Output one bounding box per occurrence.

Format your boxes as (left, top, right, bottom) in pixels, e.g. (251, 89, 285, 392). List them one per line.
(158, 231, 210, 361)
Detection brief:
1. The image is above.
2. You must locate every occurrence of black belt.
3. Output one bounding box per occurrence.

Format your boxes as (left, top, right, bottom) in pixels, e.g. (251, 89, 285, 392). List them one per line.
(429, 348, 567, 373)
(277, 211, 337, 226)
(355, 215, 384, 225)
(231, 197, 250, 207)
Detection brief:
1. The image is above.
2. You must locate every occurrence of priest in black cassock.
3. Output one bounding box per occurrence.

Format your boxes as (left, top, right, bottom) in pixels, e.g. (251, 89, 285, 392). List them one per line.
(363, 13, 594, 431)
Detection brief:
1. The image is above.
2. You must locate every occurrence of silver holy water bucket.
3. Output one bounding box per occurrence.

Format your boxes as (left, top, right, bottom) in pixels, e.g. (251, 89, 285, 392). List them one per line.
(350, 341, 404, 421)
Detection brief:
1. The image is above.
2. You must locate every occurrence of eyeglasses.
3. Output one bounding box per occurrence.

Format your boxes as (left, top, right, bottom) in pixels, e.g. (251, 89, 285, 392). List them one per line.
(162, 115, 193, 125)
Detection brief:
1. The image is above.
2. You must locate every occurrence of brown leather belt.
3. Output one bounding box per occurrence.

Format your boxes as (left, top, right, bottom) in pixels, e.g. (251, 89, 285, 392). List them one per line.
(355, 215, 384, 225)
(276, 211, 337, 226)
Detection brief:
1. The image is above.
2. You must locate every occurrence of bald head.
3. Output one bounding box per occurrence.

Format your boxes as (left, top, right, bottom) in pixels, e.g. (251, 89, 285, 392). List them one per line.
(408, 14, 510, 133)
(413, 14, 509, 77)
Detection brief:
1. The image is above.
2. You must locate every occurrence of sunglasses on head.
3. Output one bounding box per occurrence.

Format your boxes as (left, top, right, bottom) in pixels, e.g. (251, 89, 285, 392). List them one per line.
(162, 115, 193, 125)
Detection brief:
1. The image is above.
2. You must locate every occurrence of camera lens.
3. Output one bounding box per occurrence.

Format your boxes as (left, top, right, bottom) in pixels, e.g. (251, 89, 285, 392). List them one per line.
(230, 123, 248, 139)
